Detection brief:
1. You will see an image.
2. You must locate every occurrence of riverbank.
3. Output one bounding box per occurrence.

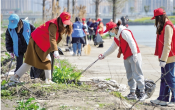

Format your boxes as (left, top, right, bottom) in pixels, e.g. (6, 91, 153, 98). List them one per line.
(129, 16, 175, 25)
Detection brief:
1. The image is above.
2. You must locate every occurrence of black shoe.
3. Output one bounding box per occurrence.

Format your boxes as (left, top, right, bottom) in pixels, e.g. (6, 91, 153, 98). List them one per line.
(126, 92, 137, 100)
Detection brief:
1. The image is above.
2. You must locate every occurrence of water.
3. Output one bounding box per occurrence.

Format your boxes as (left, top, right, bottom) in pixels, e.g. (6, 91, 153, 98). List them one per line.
(129, 25, 156, 47)
(104, 25, 175, 48)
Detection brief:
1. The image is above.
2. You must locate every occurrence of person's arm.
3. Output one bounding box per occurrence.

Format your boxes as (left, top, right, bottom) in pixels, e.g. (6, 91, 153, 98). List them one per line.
(122, 30, 137, 55)
(49, 23, 58, 52)
(30, 23, 36, 33)
(160, 25, 173, 62)
(103, 41, 118, 57)
(5, 29, 13, 53)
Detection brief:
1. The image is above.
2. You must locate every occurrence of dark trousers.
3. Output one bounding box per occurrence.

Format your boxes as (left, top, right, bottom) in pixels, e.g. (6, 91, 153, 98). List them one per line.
(15, 54, 24, 72)
(66, 36, 70, 45)
(93, 35, 96, 41)
(157, 62, 175, 102)
(88, 35, 92, 41)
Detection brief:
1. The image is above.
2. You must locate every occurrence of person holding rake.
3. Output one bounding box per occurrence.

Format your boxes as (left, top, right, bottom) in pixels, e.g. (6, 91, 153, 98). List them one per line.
(98, 21, 147, 101)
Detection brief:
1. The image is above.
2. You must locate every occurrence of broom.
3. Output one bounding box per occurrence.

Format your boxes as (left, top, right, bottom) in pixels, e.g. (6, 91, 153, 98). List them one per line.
(84, 35, 91, 55)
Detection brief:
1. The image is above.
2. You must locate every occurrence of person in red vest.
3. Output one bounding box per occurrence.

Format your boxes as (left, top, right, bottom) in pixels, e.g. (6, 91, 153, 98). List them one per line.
(82, 18, 89, 46)
(98, 21, 147, 101)
(150, 8, 175, 107)
(10, 12, 72, 84)
(96, 18, 104, 48)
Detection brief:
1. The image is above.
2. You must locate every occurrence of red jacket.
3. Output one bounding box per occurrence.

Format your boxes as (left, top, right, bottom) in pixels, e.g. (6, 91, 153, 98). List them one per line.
(114, 29, 140, 60)
(31, 19, 59, 52)
(155, 20, 175, 58)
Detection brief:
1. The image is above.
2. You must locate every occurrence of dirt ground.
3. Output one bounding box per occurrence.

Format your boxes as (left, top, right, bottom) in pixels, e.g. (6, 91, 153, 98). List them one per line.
(1, 74, 175, 110)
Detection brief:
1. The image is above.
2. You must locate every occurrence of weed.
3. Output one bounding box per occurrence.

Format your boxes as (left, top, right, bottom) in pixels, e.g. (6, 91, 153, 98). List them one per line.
(1, 90, 11, 96)
(1, 80, 8, 86)
(53, 60, 81, 84)
(105, 78, 111, 81)
(110, 91, 125, 99)
(98, 103, 105, 108)
(59, 105, 67, 110)
(16, 97, 45, 110)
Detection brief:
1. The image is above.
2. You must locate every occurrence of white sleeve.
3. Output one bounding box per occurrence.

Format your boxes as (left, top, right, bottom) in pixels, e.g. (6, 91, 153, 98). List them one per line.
(103, 40, 118, 57)
(121, 30, 137, 55)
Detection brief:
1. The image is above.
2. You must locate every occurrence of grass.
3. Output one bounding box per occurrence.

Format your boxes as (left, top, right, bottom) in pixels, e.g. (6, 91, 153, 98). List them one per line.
(130, 16, 175, 24)
(102, 33, 114, 39)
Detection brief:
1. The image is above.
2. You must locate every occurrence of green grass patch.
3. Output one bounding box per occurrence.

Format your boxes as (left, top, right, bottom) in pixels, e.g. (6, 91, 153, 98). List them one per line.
(33, 21, 44, 28)
(110, 91, 125, 99)
(102, 33, 114, 39)
(53, 59, 81, 84)
(130, 16, 175, 24)
(16, 97, 45, 110)
(98, 103, 105, 108)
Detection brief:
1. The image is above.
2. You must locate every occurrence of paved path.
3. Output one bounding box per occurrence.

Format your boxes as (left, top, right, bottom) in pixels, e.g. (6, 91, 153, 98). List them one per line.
(60, 39, 162, 103)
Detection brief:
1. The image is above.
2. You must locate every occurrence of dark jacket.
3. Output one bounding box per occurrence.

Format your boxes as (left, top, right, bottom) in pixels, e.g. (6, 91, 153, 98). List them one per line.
(87, 21, 92, 27)
(89, 22, 98, 35)
(5, 23, 36, 54)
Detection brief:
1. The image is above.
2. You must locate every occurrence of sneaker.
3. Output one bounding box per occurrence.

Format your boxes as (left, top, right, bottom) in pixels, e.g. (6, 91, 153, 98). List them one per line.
(10, 75, 20, 83)
(126, 92, 137, 100)
(72, 53, 76, 56)
(139, 92, 148, 102)
(150, 99, 168, 106)
(77, 53, 81, 56)
(45, 79, 55, 84)
(168, 102, 175, 107)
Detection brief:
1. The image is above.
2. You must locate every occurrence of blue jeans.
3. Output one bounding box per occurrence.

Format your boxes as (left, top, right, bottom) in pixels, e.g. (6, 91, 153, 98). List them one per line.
(72, 43, 82, 54)
(157, 62, 175, 102)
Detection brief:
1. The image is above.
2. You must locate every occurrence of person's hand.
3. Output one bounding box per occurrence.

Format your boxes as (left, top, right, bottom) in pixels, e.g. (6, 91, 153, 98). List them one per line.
(86, 33, 89, 35)
(10, 53, 15, 58)
(91, 27, 94, 30)
(53, 51, 60, 59)
(159, 61, 166, 68)
(97, 30, 99, 32)
(133, 54, 138, 63)
(98, 54, 105, 60)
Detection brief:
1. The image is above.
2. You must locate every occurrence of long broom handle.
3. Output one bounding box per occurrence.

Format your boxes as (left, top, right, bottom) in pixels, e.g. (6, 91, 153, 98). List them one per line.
(74, 58, 99, 80)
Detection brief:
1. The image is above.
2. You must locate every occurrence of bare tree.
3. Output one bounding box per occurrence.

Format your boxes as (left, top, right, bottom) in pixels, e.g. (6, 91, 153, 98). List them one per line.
(93, 0, 103, 20)
(130, 7, 134, 15)
(67, 0, 70, 12)
(107, 0, 127, 22)
(52, 0, 54, 18)
(42, 0, 46, 21)
(144, 5, 149, 15)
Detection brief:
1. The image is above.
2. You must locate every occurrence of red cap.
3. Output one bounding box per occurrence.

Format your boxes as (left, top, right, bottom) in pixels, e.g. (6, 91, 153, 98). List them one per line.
(60, 12, 71, 25)
(103, 22, 116, 33)
(97, 18, 102, 22)
(82, 18, 86, 21)
(151, 8, 165, 20)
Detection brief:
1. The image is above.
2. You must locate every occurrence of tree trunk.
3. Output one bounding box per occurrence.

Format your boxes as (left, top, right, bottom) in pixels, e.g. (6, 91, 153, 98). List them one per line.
(52, 0, 54, 19)
(67, 0, 70, 12)
(72, 0, 75, 15)
(112, 0, 117, 22)
(42, 0, 46, 21)
(95, 0, 100, 20)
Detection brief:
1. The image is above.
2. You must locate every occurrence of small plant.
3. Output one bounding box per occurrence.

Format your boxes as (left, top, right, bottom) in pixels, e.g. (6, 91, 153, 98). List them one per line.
(98, 103, 105, 108)
(1, 80, 8, 86)
(105, 78, 111, 81)
(110, 91, 125, 99)
(53, 60, 81, 84)
(16, 97, 45, 110)
(1, 90, 11, 96)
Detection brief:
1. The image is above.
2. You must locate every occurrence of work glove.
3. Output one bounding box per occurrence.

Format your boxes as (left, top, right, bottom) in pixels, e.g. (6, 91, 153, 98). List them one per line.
(159, 61, 166, 68)
(53, 51, 60, 59)
(133, 54, 138, 63)
(98, 54, 105, 60)
(10, 53, 15, 58)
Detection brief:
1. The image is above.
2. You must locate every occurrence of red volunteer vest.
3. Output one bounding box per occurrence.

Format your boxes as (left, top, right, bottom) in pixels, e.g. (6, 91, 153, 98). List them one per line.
(31, 19, 59, 52)
(114, 29, 140, 60)
(155, 20, 175, 58)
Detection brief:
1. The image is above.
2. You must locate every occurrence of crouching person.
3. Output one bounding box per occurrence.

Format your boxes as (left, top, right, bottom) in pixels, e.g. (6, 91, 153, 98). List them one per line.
(10, 12, 72, 84)
(98, 21, 147, 101)
(5, 14, 36, 72)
